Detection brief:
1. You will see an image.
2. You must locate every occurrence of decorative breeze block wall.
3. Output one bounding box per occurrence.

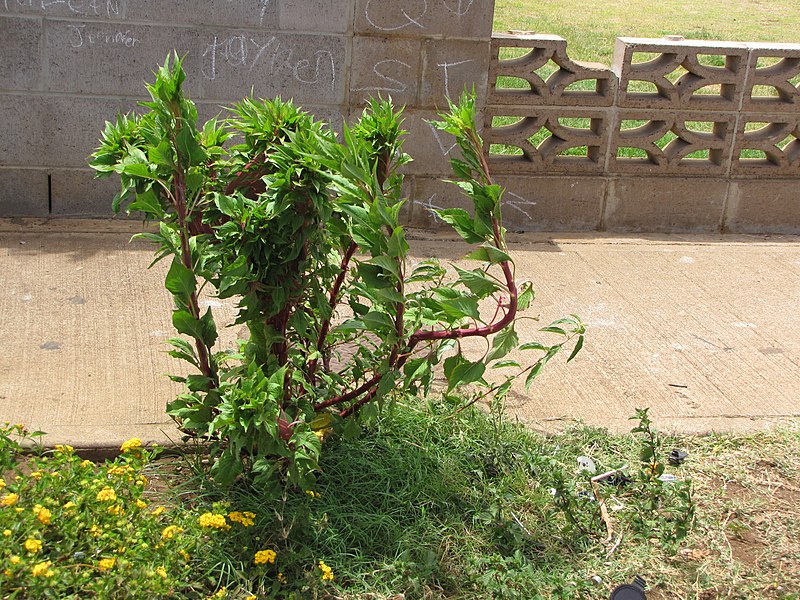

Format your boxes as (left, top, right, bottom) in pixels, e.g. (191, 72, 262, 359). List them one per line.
(485, 35, 800, 233)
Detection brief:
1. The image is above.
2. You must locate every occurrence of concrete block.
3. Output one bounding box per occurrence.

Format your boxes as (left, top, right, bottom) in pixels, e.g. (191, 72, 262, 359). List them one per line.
(610, 110, 734, 176)
(743, 43, 800, 113)
(0, 94, 47, 167)
(613, 37, 749, 111)
(731, 113, 800, 177)
(604, 177, 727, 233)
(0, 168, 49, 217)
(489, 34, 616, 107)
(407, 176, 473, 229)
(48, 96, 133, 168)
(49, 168, 127, 217)
(0, 16, 43, 91)
(724, 179, 800, 234)
(197, 31, 346, 105)
(485, 107, 609, 174)
(45, 21, 205, 97)
(419, 38, 489, 108)
(350, 36, 421, 107)
(279, 0, 350, 33)
(494, 175, 605, 231)
(124, 0, 279, 28)
(354, 0, 493, 39)
(399, 109, 462, 177)
(0, 0, 123, 20)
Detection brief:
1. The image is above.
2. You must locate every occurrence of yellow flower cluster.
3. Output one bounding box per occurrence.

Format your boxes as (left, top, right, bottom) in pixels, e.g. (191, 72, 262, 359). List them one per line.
(120, 438, 142, 453)
(155, 566, 167, 578)
(97, 557, 116, 571)
(161, 525, 182, 540)
(305, 490, 320, 499)
(53, 444, 74, 453)
(319, 560, 334, 582)
(108, 465, 135, 477)
(96, 486, 117, 503)
(24, 538, 42, 553)
(254, 549, 277, 565)
(1, 493, 19, 507)
(63, 501, 77, 510)
(31, 560, 54, 578)
(198, 512, 230, 530)
(33, 504, 51, 525)
(30, 472, 43, 480)
(227, 511, 255, 527)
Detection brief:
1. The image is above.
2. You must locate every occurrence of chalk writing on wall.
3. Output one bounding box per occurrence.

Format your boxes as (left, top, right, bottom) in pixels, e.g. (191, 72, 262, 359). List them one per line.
(67, 24, 138, 48)
(2, 0, 122, 18)
(201, 35, 337, 93)
(354, 59, 412, 93)
(364, 0, 476, 31)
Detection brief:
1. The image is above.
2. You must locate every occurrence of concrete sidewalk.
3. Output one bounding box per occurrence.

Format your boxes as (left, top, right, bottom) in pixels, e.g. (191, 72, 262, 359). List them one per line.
(2, 218, 799, 451)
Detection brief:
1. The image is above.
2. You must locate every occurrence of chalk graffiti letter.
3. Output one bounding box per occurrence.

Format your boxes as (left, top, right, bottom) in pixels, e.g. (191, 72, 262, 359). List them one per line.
(365, 0, 427, 31)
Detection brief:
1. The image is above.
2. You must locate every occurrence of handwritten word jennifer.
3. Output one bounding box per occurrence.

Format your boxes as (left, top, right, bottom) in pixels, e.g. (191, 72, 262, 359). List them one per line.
(68, 24, 139, 48)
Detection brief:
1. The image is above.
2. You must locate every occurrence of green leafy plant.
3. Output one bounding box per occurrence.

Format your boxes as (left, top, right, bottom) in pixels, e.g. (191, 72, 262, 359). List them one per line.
(628, 407, 694, 547)
(90, 54, 584, 492)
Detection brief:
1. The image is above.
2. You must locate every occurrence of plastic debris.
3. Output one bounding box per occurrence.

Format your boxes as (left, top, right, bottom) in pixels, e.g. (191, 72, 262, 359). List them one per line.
(591, 575, 603, 585)
(577, 455, 597, 474)
(610, 575, 647, 599)
(658, 473, 678, 483)
(669, 449, 688, 466)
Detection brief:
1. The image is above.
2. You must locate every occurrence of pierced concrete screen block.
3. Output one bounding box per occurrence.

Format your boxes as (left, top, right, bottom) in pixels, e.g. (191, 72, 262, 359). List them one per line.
(614, 38, 748, 110)
(732, 115, 800, 176)
(744, 44, 800, 112)
(485, 107, 608, 174)
(611, 112, 734, 175)
(489, 34, 615, 107)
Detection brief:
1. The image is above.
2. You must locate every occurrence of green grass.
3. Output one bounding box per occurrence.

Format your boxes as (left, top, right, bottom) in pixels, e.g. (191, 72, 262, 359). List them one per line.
(164, 399, 800, 599)
(493, 0, 800, 66)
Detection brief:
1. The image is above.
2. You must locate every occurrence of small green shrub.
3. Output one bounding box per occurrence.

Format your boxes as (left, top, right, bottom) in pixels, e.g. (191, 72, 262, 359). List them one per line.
(90, 54, 584, 493)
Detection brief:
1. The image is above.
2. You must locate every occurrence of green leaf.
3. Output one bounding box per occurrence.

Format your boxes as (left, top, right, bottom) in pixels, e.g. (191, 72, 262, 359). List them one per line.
(454, 266, 499, 298)
(491, 359, 520, 369)
(165, 258, 196, 301)
(362, 311, 395, 331)
(199, 308, 218, 347)
(567, 334, 584, 363)
(525, 347, 560, 391)
(211, 449, 243, 486)
(465, 245, 512, 265)
(435, 208, 484, 244)
(487, 326, 519, 361)
(443, 354, 486, 391)
(366, 255, 400, 279)
(517, 282, 535, 311)
(519, 342, 549, 352)
(128, 187, 165, 219)
(172, 310, 204, 341)
(438, 296, 481, 321)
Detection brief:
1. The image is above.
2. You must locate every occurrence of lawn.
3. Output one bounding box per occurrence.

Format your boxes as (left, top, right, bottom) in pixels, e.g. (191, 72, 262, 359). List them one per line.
(493, 0, 800, 65)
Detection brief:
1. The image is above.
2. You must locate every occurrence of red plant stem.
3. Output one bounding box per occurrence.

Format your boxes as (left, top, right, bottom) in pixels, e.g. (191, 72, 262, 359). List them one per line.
(169, 108, 214, 382)
(307, 240, 358, 381)
(313, 372, 382, 411)
(174, 170, 214, 381)
(339, 385, 378, 418)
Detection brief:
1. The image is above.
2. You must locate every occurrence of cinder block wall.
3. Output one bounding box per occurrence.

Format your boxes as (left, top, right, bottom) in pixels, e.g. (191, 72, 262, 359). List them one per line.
(0, 0, 493, 218)
(481, 35, 800, 234)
